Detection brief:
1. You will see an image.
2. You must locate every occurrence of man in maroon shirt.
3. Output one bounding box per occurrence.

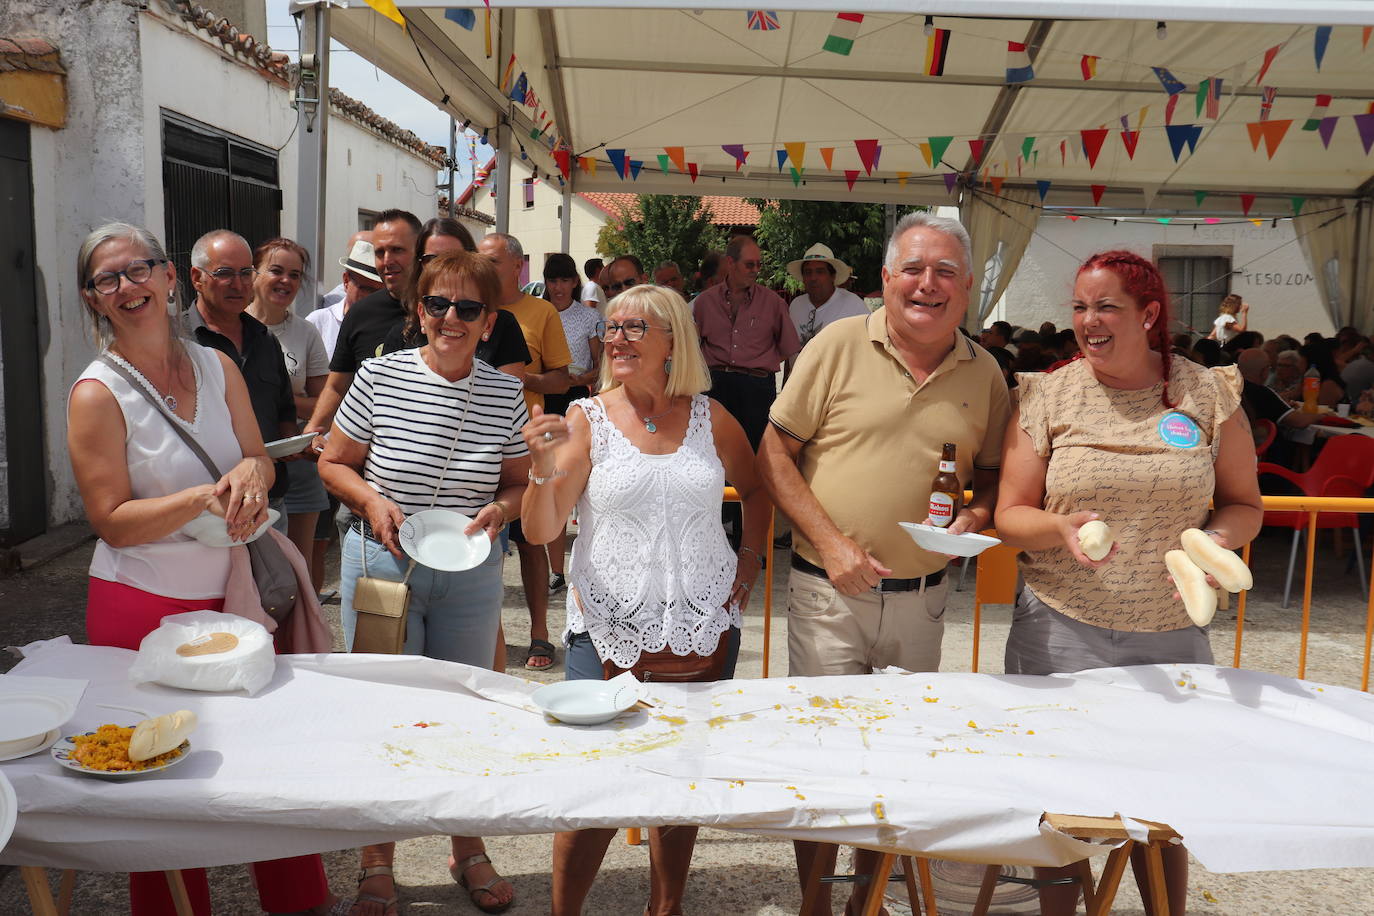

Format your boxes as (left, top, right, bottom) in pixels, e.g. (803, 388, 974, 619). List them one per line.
(692, 236, 801, 449)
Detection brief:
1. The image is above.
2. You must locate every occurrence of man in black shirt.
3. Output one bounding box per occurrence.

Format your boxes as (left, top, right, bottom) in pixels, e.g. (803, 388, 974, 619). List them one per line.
(306, 209, 422, 437)
(1238, 347, 1317, 469)
(185, 230, 297, 499)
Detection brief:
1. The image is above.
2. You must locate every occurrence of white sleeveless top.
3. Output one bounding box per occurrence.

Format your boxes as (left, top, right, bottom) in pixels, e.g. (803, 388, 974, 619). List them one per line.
(74, 344, 244, 599)
(567, 394, 740, 668)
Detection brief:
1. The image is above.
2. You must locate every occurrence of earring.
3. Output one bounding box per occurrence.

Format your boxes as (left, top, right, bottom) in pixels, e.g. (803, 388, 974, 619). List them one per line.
(1144, 322, 1151, 330)
(482, 333, 490, 341)
(664, 358, 673, 375)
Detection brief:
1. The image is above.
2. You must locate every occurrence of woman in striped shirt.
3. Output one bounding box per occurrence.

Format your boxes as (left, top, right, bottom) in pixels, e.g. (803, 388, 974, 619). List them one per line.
(320, 250, 528, 915)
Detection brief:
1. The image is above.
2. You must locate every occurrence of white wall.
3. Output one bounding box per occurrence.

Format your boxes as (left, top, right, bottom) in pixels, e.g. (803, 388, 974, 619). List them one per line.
(476, 159, 604, 282)
(1002, 216, 1333, 340)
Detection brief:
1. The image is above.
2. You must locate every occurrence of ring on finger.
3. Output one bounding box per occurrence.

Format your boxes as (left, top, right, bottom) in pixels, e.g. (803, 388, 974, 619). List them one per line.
(542, 431, 554, 442)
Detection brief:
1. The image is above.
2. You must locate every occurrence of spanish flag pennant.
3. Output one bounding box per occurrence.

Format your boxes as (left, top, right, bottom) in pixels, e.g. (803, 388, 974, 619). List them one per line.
(924, 28, 951, 76)
(1080, 54, 1098, 80)
(363, 0, 404, 27)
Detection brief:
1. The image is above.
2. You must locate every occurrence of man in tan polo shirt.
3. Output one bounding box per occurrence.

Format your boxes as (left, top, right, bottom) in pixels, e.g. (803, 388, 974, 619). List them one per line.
(758, 211, 1010, 914)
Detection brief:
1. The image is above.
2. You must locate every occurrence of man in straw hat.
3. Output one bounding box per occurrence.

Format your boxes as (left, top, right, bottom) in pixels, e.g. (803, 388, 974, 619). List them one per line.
(786, 243, 869, 351)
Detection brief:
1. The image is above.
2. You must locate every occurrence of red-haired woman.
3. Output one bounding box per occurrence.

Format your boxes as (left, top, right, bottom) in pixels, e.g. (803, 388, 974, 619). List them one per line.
(995, 251, 1261, 915)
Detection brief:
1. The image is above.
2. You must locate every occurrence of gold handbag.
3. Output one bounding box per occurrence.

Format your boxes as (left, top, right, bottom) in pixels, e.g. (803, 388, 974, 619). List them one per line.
(350, 538, 415, 654)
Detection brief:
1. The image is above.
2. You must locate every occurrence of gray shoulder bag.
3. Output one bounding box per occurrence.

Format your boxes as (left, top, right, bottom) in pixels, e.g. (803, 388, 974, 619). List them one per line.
(98, 353, 298, 621)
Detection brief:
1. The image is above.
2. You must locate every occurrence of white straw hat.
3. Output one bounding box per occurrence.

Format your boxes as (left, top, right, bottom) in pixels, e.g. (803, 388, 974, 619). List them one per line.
(786, 243, 852, 285)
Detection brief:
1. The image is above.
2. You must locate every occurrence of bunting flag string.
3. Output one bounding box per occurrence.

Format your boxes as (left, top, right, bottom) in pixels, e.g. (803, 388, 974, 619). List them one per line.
(1006, 41, 1035, 83)
(924, 28, 951, 76)
(823, 13, 863, 56)
(747, 10, 780, 31)
(1314, 26, 1332, 71)
(1302, 95, 1332, 130)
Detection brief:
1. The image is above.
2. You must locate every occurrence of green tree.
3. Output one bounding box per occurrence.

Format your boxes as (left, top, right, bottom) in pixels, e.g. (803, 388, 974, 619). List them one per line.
(744, 199, 925, 295)
(595, 195, 725, 279)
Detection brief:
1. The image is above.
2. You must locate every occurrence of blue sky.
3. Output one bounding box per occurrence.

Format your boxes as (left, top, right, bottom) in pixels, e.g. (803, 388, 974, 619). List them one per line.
(264, 1, 494, 189)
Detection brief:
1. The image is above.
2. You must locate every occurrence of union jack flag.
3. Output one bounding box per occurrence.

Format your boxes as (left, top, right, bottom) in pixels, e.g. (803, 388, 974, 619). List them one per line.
(747, 10, 780, 31)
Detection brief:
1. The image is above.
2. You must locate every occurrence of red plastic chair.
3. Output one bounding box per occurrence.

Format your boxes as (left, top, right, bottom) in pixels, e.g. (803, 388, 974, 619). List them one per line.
(1259, 435, 1374, 606)
(1253, 418, 1277, 458)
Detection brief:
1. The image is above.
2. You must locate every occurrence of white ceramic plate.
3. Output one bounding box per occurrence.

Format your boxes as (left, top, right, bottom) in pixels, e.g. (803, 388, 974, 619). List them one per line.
(180, 508, 280, 548)
(0, 727, 61, 762)
(532, 680, 643, 725)
(0, 771, 15, 852)
(399, 509, 491, 572)
(265, 433, 317, 459)
(51, 733, 192, 779)
(899, 522, 1002, 558)
(0, 694, 74, 745)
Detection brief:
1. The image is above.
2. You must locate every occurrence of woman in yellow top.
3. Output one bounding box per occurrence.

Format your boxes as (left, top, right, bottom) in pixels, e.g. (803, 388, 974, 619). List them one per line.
(996, 250, 1262, 916)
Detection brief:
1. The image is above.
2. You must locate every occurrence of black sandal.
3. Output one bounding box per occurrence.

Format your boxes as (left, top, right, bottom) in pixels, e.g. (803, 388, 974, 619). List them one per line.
(525, 638, 556, 670)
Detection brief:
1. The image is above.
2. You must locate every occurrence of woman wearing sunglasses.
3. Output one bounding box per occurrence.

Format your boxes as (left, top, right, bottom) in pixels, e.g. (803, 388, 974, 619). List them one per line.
(520, 285, 771, 916)
(320, 251, 530, 915)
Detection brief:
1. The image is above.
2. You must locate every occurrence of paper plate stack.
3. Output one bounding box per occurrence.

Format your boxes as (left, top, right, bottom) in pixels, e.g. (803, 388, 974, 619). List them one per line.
(0, 693, 74, 762)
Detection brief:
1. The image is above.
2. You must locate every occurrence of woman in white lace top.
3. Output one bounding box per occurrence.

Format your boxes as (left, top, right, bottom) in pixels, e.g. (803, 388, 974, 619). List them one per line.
(521, 284, 770, 916)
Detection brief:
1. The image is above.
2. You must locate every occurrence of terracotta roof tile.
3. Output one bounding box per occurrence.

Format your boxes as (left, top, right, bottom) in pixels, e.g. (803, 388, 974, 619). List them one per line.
(163, 1, 290, 83)
(578, 193, 759, 227)
(328, 88, 446, 167)
(0, 34, 64, 75)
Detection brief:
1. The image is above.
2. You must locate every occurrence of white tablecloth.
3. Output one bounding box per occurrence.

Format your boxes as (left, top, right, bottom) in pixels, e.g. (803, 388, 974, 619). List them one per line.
(3, 642, 1374, 874)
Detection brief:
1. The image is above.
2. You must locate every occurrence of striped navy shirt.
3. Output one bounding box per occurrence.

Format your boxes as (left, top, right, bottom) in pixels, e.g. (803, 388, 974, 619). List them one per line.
(335, 349, 530, 516)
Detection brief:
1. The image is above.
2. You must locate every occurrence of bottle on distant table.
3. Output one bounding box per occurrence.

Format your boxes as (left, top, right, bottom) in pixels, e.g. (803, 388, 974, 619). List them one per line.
(1302, 366, 1321, 414)
(929, 442, 961, 529)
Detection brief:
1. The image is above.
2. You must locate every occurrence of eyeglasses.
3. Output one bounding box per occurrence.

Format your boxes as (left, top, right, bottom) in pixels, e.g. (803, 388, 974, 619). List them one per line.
(85, 258, 169, 294)
(597, 319, 671, 342)
(420, 295, 487, 321)
(604, 278, 640, 294)
(205, 267, 257, 283)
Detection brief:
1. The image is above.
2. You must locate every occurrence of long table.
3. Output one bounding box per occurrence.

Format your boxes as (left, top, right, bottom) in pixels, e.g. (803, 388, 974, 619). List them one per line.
(4, 641, 1374, 881)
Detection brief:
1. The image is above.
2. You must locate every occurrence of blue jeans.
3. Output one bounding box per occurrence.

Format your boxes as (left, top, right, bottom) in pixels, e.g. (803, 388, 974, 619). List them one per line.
(339, 527, 502, 666)
(565, 626, 741, 681)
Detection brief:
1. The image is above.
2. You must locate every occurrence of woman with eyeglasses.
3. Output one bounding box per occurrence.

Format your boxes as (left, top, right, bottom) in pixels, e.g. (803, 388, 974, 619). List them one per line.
(520, 285, 771, 916)
(247, 236, 332, 586)
(68, 223, 341, 915)
(320, 250, 529, 916)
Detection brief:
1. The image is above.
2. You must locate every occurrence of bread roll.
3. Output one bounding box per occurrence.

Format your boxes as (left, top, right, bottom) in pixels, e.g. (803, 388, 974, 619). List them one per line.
(1180, 528, 1253, 592)
(129, 710, 197, 762)
(1077, 520, 1113, 562)
(1166, 550, 1218, 627)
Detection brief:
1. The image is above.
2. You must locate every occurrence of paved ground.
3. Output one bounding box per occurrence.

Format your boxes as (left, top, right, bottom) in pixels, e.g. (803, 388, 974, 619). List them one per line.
(2, 524, 1372, 914)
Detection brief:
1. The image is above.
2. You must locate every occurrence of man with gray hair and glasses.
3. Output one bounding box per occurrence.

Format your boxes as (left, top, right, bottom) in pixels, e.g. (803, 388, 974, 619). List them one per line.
(758, 212, 1010, 915)
(184, 229, 296, 507)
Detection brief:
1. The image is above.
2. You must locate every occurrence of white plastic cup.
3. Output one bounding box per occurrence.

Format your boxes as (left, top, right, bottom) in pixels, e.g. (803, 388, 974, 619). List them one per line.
(1338, 403, 1351, 417)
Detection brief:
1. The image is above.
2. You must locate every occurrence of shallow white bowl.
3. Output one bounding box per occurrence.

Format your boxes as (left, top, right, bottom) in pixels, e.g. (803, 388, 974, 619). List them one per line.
(0, 694, 74, 747)
(899, 522, 1002, 558)
(264, 433, 318, 459)
(399, 509, 491, 572)
(532, 680, 642, 725)
(181, 509, 280, 548)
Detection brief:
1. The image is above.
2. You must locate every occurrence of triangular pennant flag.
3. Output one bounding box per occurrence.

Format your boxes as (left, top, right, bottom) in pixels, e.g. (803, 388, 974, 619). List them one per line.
(896, 171, 910, 186)
(789, 167, 802, 187)
(1250, 218, 1265, 227)
(784, 141, 807, 170)
(1165, 124, 1203, 161)
(1240, 193, 1256, 216)
(1354, 113, 1374, 154)
(1164, 94, 1180, 125)
(1317, 117, 1339, 148)
(823, 12, 863, 56)
(444, 9, 475, 29)
(1195, 190, 1208, 207)
(508, 72, 528, 103)
(664, 146, 687, 173)
(1314, 26, 1332, 71)
(1081, 128, 1109, 167)
(844, 169, 859, 191)
(1291, 197, 1306, 215)
(967, 139, 986, 165)
(606, 149, 627, 179)
(1005, 41, 1034, 83)
(943, 172, 958, 194)
(917, 142, 933, 168)
(1364, 26, 1372, 50)
(1059, 139, 1067, 165)
(721, 144, 748, 169)
(363, 0, 405, 27)
(1245, 119, 1292, 158)
(1152, 66, 1186, 96)
(928, 136, 953, 166)
(657, 154, 671, 175)
(1065, 214, 1080, 222)
(1205, 77, 1223, 119)
(1021, 136, 1036, 160)
(629, 160, 643, 181)
(990, 175, 1005, 195)
(1303, 95, 1332, 130)
(1090, 184, 1106, 206)
(1036, 179, 1051, 202)
(553, 148, 571, 180)
(1260, 86, 1277, 122)
(578, 156, 596, 175)
(775, 149, 788, 171)
(1194, 79, 1210, 119)
(854, 139, 880, 175)
(819, 147, 835, 169)
(688, 162, 699, 183)
(924, 28, 951, 76)
(1139, 184, 1160, 208)
(1080, 54, 1098, 80)
(1257, 44, 1281, 85)
(1120, 128, 1141, 159)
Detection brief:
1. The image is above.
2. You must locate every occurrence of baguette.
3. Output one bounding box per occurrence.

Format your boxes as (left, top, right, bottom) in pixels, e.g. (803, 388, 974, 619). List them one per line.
(1180, 528, 1253, 592)
(1166, 550, 1218, 626)
(129, 710, 197, 762)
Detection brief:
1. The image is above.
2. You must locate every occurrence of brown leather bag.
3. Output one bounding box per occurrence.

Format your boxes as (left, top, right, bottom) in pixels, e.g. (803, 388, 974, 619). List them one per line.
(600, 635, 731, 683)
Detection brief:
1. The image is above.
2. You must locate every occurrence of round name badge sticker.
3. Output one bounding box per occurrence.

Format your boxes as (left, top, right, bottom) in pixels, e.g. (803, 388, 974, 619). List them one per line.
(1158, 412, 1202, 449)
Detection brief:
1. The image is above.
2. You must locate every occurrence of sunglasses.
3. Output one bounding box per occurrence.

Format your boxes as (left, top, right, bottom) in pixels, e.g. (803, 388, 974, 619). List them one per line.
(604, 278, 640, 294)
(420, 296, 486, 321)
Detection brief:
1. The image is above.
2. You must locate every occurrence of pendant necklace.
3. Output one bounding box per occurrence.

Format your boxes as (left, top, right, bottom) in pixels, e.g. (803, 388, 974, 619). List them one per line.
(118, 346, 179, 411)
(635, 403, 675, 433)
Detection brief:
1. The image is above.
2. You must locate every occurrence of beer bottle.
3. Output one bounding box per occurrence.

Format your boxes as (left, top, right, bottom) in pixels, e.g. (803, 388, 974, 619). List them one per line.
(929, 443, 961, 529)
